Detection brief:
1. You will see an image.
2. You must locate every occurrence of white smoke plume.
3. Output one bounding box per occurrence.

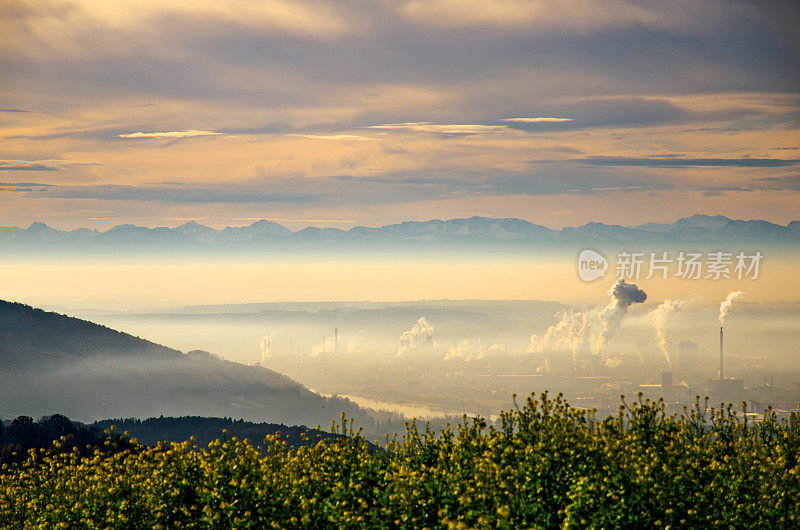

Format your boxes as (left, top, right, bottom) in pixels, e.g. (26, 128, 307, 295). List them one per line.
(310, 340, 326, 358)
(528, 279, 647, 361)
(487, 343, 503, 355)
(719, 291, 746, 325)
(258, 331, 277, 362)
(397, 317, 434, 357)
(526, 308, 594, 354)
(445, 340, 476, 362)
(597, 279, 648, 350)
(605, 357, 622, 368)
(649, 299, 693, 367)
(444, 339, 497, 362)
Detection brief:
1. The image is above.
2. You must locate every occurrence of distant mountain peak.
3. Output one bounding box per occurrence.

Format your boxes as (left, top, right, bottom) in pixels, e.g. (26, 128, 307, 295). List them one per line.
(26, 221, 53, 231)
(250, 219, 291, 230)
(674, 214, 733, 228)
(175, 221, 215, 232)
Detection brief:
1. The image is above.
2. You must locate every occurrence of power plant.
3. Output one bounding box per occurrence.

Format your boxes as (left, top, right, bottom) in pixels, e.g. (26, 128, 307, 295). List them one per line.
(713, 323, 745, 402)
(252, 290, 789, 419)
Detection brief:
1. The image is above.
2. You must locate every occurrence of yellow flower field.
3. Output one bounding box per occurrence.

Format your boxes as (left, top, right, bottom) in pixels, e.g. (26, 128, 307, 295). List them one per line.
(1, 393, 798, 529)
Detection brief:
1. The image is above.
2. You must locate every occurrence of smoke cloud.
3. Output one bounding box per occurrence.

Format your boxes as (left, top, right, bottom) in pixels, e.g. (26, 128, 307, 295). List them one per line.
(598, 279, 648, 346)
(719, 291, 746, 325)
(528, 279, 647, 362)
(527, 309, 593, 354)
(650, 299, 693, 367)
(397, 317, 434, 357)
(444, 339, 498, 362)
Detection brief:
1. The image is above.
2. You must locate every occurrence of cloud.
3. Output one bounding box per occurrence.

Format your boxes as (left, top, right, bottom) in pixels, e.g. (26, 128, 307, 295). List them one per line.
(218, 123, 293, 136)
(1, 109, 33, 113)
(367, 123, 509, 135)
(0, 182, 53, 192)
(396, 0, 704, 31)
(752, 175, 800, 190)
(28, 184, 322, 204)
(1, 0, 353, 61)
(0, 160, 60, 171)
(501, 117, 572, 123)
(579, 156, 800, 168)
(25, 167, 645, 209)
(1, 1, 798, 227)
(118, 130, 222, 139)
(701, 186, 755, 197)
(287, 134, 370, 141)
(699, 175, 800, 196)
(533, 97, 689, 129)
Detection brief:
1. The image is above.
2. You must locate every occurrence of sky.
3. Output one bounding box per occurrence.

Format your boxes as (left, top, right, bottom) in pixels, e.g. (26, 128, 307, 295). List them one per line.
(5, 253, 798, 309)
(1, 0, 799, 231)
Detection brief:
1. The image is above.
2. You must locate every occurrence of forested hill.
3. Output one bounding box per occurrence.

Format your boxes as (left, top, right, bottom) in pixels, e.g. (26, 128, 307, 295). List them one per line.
(90, 416, 348, 450)
(0, 299, 182, 362)
(0, 414, 349, 466)
(0, 299, 386, 435)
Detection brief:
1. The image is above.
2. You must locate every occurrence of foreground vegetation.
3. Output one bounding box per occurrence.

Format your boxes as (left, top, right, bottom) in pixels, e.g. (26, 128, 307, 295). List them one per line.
(1, 393, 798, 529)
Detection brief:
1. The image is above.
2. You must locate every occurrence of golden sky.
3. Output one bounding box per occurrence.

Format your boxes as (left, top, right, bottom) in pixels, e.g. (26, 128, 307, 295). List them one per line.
(1, 252, 797, 309)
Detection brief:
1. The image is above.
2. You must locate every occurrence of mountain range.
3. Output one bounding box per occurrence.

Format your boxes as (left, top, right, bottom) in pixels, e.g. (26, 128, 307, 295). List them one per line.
(1, 214, 798, 249)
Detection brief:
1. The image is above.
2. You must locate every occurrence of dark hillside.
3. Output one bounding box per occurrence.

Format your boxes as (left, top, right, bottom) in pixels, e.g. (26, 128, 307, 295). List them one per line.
(0, 300, 381, 434)
(0, 300, 182, 364)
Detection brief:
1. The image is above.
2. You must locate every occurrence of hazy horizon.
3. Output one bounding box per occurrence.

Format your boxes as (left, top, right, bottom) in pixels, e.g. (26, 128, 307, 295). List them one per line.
(2, 212, 799, 232)
(8, 289, 798, 422)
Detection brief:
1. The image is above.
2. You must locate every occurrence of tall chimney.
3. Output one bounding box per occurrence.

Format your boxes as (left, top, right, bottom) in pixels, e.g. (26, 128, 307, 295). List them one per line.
(335, 327, 339, 354)
(719, 326, 724, 381)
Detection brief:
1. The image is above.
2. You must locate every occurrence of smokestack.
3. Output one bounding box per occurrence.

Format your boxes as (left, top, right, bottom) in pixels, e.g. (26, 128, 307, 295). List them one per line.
(335, 327, 338, 354)
(661, 371, 673, 402)
(719, 326, 724, 381)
